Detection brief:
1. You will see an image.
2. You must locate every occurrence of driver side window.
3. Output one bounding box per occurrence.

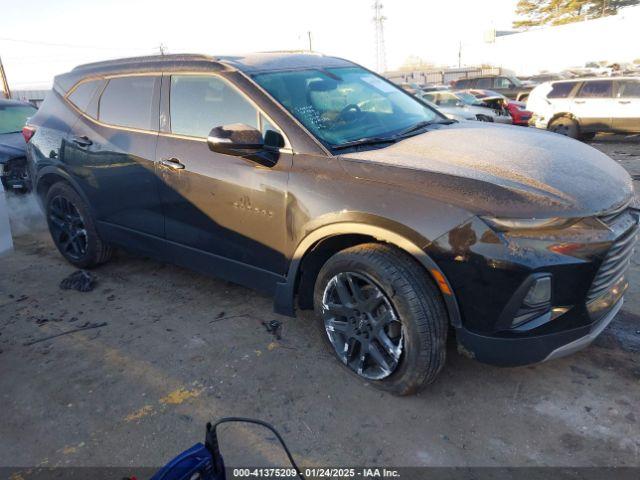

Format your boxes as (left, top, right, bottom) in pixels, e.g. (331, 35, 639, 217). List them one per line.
(170, 75, 258, 138)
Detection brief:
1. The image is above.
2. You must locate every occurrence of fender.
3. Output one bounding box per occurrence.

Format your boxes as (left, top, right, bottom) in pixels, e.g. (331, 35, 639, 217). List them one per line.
(34, 165, 97, 218)
(273, 222, 462, 327)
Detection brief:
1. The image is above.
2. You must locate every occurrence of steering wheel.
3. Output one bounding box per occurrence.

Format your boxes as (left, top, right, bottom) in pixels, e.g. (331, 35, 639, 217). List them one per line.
(338, 104, 362, 122)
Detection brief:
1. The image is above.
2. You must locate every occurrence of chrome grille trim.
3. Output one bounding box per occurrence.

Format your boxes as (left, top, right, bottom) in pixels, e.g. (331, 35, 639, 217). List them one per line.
(587, 223, 638, 302)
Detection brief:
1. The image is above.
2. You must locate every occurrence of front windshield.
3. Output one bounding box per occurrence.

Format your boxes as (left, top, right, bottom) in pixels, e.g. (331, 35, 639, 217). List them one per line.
(0, 104, 37, 134)
(253, 67, 441, 147)
(454, 92, 482, 105)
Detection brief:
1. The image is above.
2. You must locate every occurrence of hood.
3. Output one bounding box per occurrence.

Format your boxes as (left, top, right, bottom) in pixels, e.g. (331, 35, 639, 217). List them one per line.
(339, 122, 634, 218)
(0, 132, 26, 162)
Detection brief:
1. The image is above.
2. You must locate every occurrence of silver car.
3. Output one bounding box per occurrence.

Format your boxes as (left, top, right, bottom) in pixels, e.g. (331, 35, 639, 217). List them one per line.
(419, 90, 512, 124)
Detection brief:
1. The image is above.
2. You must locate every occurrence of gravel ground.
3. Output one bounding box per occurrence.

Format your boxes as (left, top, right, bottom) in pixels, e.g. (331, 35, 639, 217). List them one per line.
(0, 133, 639, 473)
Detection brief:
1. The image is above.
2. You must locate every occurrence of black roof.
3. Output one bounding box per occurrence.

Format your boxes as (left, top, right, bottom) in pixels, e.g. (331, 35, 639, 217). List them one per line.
(55, 52, 356, 94)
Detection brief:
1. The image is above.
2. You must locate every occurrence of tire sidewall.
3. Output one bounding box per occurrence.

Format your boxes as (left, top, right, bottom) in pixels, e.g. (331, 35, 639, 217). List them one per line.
(313, 252, 434, 394)
(550, 117, 579, 139)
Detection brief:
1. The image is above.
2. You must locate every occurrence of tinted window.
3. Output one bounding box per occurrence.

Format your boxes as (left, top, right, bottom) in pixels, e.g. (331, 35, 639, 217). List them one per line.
(577, 80, 613, 98)
(476, 77, 493, 88)
(494, 77, 514, 89)
(68, 79, 105, 117)
(619, 80, 640, 98)
(170, 75, 258, 138)
(99, 76, 157, 130)
(454, 79, 470, 88)
(547, 82, 578, 99)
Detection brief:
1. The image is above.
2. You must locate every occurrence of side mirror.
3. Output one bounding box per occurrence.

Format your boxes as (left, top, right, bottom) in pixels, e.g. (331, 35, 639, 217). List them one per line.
(207, 123, 264, 156)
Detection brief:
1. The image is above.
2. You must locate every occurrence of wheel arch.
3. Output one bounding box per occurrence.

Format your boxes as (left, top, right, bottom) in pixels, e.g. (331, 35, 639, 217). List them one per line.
(35, 167, 92, 211)
(273, 222, 462, 328)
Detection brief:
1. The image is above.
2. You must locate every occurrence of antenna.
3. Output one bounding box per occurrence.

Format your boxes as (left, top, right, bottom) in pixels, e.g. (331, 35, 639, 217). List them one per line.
(372, 0, 387, 73)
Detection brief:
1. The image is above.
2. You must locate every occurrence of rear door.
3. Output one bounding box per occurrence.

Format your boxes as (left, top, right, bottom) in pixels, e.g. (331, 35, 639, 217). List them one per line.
(570, 80, 614, 133)
(612, 79, 640, 133)
(66, 75, 163, 238)
(155, 73, 291, 276)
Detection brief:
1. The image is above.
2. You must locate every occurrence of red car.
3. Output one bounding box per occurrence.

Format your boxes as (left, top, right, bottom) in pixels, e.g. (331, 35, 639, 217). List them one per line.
(459, 89, 533, 126)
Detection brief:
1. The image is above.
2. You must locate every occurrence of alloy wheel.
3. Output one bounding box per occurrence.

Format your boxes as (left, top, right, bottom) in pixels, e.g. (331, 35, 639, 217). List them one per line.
(321, 272, 403, 380)
(49, 196, 88, 260)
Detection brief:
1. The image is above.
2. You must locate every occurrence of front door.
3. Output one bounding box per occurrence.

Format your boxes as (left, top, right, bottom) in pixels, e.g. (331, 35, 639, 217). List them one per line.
(155, 73, 291, 277)
(612, 79, 640, 133)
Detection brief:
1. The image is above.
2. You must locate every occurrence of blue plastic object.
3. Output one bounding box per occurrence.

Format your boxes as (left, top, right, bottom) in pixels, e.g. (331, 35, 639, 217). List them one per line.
(150, 442, 223, 480)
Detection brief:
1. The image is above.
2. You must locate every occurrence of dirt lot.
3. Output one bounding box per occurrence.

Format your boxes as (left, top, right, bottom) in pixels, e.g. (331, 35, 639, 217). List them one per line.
(1, 134, 639, 471)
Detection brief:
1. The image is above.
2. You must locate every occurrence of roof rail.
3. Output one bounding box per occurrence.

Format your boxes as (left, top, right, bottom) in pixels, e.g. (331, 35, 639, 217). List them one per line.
(72, 54, 218, 72)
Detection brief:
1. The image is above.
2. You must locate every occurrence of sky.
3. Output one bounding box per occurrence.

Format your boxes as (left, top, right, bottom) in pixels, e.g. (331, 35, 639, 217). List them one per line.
(0, 0, 518, 90)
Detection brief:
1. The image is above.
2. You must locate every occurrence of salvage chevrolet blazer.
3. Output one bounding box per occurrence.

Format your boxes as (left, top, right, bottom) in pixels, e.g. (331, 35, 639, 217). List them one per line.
(25, 53, 638, 395)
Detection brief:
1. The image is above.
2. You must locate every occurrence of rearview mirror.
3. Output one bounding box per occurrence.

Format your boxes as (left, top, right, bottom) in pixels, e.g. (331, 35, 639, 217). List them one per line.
(207, 123, 264, 156)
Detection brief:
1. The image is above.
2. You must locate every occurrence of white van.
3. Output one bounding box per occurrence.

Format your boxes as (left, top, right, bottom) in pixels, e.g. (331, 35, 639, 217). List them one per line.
(527, 77, 640, 140)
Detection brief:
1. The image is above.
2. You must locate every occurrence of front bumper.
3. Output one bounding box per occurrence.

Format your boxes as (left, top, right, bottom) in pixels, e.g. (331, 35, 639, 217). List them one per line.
(456, 298, 622, 367)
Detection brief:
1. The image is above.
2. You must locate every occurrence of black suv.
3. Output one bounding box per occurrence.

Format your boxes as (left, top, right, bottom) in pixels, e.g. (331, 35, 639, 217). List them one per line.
(26, 53, 637, 395)
(452, 75, 533, 101)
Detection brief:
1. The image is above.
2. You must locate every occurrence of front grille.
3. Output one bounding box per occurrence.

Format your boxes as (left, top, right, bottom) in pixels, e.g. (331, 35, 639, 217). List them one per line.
(586, 222, 638, 302)
(599, 202, 630, 225)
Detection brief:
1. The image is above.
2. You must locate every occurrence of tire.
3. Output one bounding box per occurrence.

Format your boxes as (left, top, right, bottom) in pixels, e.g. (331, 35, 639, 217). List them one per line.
(548, 116, 579, 139)
(313, 243, 448, 396)
(45, 182, 112, 268)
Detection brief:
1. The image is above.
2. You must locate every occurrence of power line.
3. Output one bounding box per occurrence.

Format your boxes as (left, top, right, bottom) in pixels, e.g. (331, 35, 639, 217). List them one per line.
(0, 36, 152, 51)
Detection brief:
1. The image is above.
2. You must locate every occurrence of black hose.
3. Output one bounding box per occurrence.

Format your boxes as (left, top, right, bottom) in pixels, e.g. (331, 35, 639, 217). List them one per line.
(207, 417, 305, 480)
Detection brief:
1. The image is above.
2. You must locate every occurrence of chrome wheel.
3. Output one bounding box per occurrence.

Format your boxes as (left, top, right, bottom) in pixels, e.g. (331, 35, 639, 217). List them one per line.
(321, 272, 403, 380)
(48, 196, 88, 260)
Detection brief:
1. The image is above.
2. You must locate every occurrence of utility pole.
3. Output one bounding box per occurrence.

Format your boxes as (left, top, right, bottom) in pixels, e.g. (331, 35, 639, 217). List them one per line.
(373, 0, 387, 73)
(158, 43, 167, 55)
(307, 31, 313, 52)
(0, 55, 11, 99)
(458, 41, 462, 68)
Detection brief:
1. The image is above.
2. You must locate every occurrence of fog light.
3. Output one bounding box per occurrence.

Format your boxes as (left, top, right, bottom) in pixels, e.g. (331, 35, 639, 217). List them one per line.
(523, 276, 551, 307)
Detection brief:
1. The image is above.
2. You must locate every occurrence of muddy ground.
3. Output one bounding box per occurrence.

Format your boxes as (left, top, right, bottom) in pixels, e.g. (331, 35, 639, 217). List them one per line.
(0, 134, 639, 471)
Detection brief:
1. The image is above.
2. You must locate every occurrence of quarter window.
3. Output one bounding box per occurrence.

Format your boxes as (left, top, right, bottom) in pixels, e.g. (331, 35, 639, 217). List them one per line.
(619, 80, 640, 98)
(68, 79, 105, 118)
(547, 82, 577, 98)
(577, 80, 613, 98)
(99, 76, 157, 130)
(170, 75, 258, 138)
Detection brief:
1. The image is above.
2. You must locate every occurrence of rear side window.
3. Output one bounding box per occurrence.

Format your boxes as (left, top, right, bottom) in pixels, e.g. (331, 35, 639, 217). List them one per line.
(619, 80, 640, 98)
(68, 79, 105, 118)
(577, 80, 613, 98)
(169, 75, 258, 138)
(99, 76, 157, 130)
(547, 82, 578, 99)
(476, 78, 493, 89)
(454, 79, 470, 88)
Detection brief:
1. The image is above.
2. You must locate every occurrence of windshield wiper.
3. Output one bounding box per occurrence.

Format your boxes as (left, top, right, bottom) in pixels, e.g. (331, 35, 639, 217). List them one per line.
(332, 136, 398, 151)
(396, 119, 455, 137)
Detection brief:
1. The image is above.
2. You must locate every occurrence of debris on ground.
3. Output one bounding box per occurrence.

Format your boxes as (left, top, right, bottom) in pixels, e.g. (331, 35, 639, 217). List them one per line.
(59, 270, 96, 292)
(262, 319, 282, 340)
(23, 321, 108, 346)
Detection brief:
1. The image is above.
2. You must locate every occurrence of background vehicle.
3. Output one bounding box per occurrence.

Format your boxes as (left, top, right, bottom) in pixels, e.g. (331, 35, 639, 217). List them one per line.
(26, 53, 636, 396)
(451, 75, 532, 101)
(462, 89, 532, 126)
(0, 98, 37, 192)
(527, 77, 640, 139)
(420, 90, 511, 123)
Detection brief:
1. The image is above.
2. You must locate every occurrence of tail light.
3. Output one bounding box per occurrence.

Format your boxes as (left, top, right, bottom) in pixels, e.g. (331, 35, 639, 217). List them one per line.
(22, 125, 36, 143)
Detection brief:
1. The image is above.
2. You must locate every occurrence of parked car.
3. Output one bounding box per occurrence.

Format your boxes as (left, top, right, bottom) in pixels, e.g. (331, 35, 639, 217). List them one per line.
(0, 98, 37, 192)
(451, 75, 533, 101)
(527, 77, 640, 139)
(419, 90, 512, 123)
(26, 54, 637, 395)
(461, 89, 533, 126)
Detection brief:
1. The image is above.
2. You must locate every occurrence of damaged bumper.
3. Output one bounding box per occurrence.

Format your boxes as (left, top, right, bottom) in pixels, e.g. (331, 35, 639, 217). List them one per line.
(0, 157, 31, 192)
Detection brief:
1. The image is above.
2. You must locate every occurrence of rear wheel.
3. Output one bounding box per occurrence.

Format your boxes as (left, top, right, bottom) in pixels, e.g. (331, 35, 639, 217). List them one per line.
(579, 132, 596, 142)
(313, 243, 448, 395)
(45, 182, 112, 268)
(549, 116, 579, 139)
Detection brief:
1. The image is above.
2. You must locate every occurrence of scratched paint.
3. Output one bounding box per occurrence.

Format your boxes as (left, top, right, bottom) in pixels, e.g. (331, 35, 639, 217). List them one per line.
(124, 405, 155, 422)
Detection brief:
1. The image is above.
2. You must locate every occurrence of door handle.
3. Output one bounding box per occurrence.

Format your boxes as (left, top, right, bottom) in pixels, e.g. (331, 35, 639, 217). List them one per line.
(574, 100, 585, 104)
(159, 157, 185, 170)
(72, 135, 92, 147)
(619, 100, 631, 104)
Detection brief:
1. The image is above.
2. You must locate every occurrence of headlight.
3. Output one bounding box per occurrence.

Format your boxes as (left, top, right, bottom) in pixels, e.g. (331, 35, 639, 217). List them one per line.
(481, 216, 577, 231)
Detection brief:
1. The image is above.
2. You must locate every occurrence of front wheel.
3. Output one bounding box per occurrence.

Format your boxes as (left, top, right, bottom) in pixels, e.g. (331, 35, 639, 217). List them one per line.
(549, 116, 579, 139)
(313, 243, 448, 395)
